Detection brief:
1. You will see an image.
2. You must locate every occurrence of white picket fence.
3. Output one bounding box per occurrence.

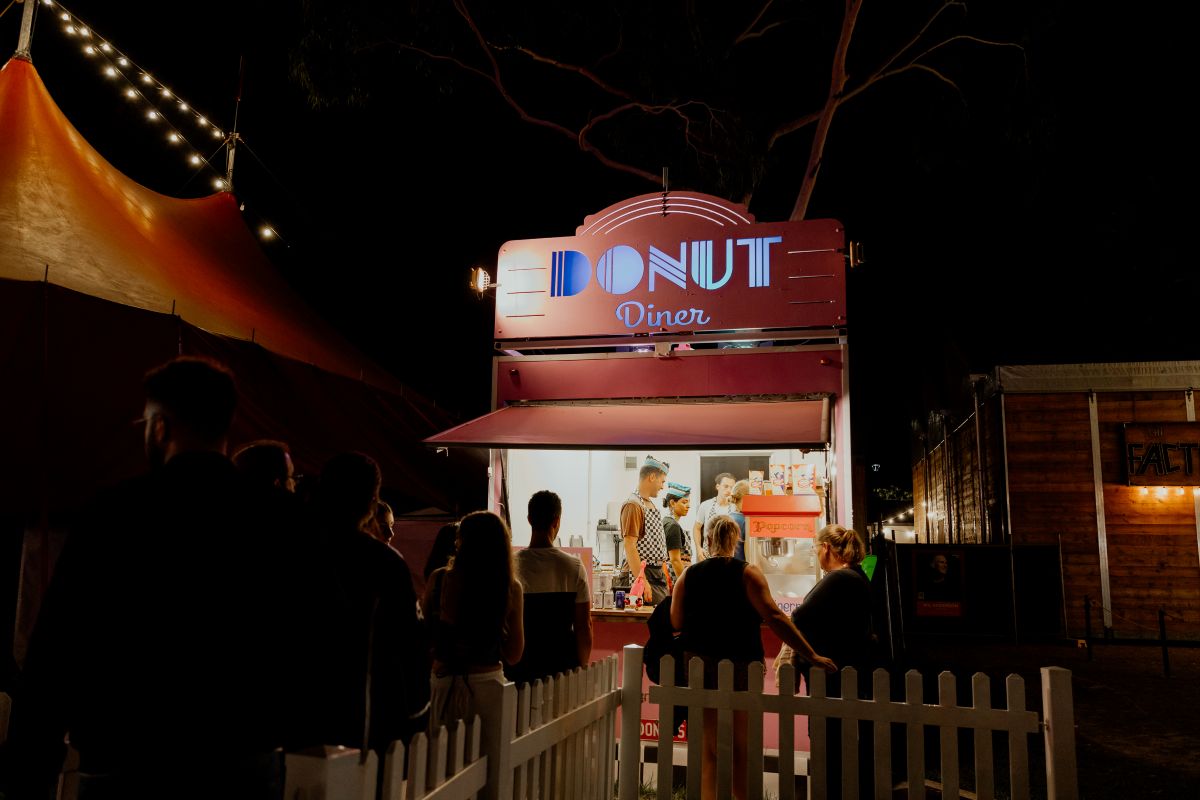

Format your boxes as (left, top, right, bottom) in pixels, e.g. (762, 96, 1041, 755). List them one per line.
(618, 644, 1078, 800)
(3, 646, 1077, 800)
(284, 653, 622, 800)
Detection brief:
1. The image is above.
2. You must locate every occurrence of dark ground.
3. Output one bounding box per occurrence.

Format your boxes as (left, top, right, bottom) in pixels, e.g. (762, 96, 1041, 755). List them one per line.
(902, 638, 1200, 799)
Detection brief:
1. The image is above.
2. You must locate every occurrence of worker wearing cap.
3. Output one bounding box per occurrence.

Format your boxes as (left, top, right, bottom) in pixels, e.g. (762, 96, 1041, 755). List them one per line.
(662, 481, 693, 583)
(620, 455, 671, 605)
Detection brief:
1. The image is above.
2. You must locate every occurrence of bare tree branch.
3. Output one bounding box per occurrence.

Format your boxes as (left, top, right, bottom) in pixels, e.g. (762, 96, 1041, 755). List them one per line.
(735, 0, 779, 45)
(876, 0, 966, 75)
(492, 44, 636, 101)
(440, 0, 659, 184)
(790, 0, 863, 220)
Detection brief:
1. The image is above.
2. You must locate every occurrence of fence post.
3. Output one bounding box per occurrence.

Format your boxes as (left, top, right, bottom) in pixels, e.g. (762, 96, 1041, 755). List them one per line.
(619, 644, 644, 800)
(1159, 608, 1171, 678)
(474, 679, 516, 800)
(1041, 667, 1079, 800)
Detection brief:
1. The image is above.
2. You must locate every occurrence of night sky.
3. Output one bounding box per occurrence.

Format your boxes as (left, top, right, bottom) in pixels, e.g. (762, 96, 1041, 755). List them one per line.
(3, 1, 1193, 498)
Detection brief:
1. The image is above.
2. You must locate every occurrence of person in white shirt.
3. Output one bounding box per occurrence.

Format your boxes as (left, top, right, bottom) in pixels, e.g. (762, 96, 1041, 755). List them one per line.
(508, 491, 593, 684)
(692, 472, 736, 559)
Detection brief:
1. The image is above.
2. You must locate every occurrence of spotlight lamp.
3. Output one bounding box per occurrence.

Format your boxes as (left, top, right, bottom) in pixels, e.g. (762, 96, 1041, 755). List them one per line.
(469, 266, 496, 296)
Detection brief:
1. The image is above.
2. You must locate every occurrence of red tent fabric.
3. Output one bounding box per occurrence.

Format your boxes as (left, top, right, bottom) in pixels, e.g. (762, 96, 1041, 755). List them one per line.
(0, 56, 399, 391)
(0, 53, 472, 517)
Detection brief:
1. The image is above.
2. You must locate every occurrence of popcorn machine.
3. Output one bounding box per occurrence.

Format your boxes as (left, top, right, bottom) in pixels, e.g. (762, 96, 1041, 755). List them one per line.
(742, 478, 825, 614)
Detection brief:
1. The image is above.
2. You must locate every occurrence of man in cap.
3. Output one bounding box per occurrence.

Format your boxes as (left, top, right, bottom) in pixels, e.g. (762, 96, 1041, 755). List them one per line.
(661, 481, 693, 582)
(620, 455, 671, 605)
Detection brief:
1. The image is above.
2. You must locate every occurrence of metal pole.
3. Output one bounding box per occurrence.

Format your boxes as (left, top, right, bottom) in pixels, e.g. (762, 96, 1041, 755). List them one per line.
(15, 0, 37, 60)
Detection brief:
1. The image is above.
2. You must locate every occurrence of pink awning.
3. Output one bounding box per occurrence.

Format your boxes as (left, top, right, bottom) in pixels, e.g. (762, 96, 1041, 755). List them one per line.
(424, 398, 830, 450)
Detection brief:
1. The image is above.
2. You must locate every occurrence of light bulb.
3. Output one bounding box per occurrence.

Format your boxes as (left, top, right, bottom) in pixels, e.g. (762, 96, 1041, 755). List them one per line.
(1155, 487, 1168, 498)
(160, 88, 172, 98)
(212, 178, 227, 190)
(83, 46, 95, 55)
(260, 227, 274, 239)
(1139, 487, 1149, 495)
(1176, 487, 1185, 496)
(197, 116, 208, 127)
(59, 12, 69, 21)
(65, 25, 76, 35)
(189, 154, 202, 165)
(168, 133, 180, 143)
(124, 89, 136, 98)
(43, 0, 55, 6)
(212, 129, 223, 138)
(178, 101, 189, 111)
(146, 110, 159, 121)
(104, 67, 116, 77)
(99, 43, 111, 52)
(141, 74, 153, 85)
(78, 28, 90, 38)
(118, 57, 130, 67)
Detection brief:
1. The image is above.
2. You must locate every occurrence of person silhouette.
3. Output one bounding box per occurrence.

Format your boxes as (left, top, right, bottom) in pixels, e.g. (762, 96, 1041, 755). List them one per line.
(5, 356, 302, 798)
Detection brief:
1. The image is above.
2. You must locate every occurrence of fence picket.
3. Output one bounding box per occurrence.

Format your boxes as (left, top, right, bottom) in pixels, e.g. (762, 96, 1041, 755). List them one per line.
(905, 670, 925, 800)
(841, 667, 859, 799)
(809, 667, 827, 800)
(872, 669, 891, 800)
(514, 683, 531, 799)
(571, 668, 585, 800)
(533, 679, 550, 799)
(656, 655, 676, 800)
(430, 725, 449, 790)
(450, 720, 467, 779)
(407, 732, 429, 800)
(685, 656, 704, 800)
(1007, 675, 1030, 800)
(777, 662, 796, 800)
(554, 671, 570, 797)
(468, 716, 483, 800)
(1041, 667, 1079, 800)
(716, 659, 735, 797)
(620, 646, 643, 800)
(938, 671, 960, 800)
(382, 739, 406, 800)
(972, 673, 995, 800)
(746, 662, 765, 800)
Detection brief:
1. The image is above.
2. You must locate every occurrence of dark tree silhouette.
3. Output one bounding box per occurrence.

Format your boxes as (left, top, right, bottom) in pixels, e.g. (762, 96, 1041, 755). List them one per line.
(290, 0, 1023, 219)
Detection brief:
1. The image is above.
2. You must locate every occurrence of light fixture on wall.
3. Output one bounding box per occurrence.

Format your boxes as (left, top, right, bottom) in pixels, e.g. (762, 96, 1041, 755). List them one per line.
(469, 266, 497, 296)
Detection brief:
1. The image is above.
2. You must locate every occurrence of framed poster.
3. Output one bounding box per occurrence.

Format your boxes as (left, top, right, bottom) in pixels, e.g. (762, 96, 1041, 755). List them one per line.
(914, 550, 964, 617)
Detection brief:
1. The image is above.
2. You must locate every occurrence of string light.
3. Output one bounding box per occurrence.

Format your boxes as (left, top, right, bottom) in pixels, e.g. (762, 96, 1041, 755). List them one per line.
(46, 1, 290, 247)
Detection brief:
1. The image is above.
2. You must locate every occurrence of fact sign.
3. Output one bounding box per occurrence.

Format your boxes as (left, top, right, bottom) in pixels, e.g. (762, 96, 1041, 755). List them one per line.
(494, 192, 846, 341)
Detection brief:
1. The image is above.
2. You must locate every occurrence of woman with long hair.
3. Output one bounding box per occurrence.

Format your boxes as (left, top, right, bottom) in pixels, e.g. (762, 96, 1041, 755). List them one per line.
(422, 510, 524, 729)
(671, 516, 835, 800)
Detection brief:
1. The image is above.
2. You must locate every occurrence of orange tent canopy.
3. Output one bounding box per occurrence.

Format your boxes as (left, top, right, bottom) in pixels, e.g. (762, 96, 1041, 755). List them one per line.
(0, 56, 398, 392)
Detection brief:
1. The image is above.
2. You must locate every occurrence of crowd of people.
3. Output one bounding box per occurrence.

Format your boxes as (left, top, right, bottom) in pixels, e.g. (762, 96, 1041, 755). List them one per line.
(0, 357, 876, 800)
(0, 357, 588, 799)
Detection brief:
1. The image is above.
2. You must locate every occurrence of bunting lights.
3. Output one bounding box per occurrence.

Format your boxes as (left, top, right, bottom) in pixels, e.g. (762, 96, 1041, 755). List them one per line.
(38, 1, 282, 243)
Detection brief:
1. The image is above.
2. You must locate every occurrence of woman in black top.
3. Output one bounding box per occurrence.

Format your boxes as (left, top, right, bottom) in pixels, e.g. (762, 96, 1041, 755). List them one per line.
(671, 516, 835, 800)
(781, 523, 873, 800)
(786, 524, 872, 691)
(422, 511, 524, 731)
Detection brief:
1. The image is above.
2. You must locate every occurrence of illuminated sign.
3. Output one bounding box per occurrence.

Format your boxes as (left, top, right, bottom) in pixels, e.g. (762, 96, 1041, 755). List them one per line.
(1124, 422, 1200, 486)
(495, 192, 846, 340)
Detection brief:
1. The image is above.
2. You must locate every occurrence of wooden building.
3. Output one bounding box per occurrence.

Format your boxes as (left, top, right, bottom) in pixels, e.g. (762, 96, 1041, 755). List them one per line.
(912, 362, 1200, 641)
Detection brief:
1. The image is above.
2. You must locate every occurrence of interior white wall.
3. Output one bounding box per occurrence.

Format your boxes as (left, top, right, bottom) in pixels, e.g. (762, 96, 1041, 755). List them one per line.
(505, 449, 702, 550)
